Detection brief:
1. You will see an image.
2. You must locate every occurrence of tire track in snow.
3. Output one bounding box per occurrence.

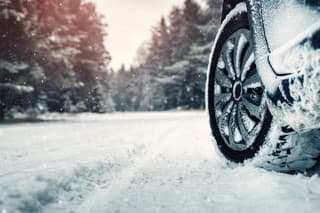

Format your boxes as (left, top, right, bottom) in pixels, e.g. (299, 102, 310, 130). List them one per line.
(76, 125, 179, 212)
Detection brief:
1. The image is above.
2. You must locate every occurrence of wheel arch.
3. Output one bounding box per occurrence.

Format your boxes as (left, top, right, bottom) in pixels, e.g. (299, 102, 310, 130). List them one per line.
(221, 0, 247, 22)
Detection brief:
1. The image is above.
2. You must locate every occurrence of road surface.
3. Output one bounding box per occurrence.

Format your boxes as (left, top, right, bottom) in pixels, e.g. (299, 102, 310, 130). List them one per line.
(0, 111, 320, 212)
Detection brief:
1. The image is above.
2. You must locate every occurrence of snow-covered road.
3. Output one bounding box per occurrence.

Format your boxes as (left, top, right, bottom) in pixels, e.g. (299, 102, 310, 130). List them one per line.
(1, 111, 320, 213)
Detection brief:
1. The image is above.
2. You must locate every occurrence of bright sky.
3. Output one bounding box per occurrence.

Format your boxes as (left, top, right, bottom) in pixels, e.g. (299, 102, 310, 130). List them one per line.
(91, 0, 186, 70)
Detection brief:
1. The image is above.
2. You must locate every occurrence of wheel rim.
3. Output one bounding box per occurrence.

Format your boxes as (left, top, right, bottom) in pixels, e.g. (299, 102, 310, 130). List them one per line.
(213, 29, 268, 152)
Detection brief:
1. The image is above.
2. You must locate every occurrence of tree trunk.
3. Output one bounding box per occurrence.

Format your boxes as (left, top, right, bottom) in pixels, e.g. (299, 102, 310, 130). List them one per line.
(0, 103, 5, 121)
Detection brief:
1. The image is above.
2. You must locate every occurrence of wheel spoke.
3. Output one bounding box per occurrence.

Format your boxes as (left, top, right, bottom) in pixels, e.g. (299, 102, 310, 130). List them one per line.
(241, 46, 254, 81)
(248, 121, 262, 139)
(239, 102, 256, 131)
(242, 97, 261, 119)
(243, 71, 261, 88)
(215, 93, 231, 109)
(218, 101, 233, 136)
(228, 104, 237, 144)
(222, 41, 236, 80)
(216, 68, 232, 88)
(217, 57, 225, 69)
(234, 33, 248, 78)
(237, 104, 250, 143)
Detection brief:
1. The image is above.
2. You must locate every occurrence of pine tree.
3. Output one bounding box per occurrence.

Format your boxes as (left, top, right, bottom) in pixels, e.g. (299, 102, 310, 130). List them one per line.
(0, 0, 42, 119)
(0, 0, 114, 120)
(168, 6, 186, 61)
(182, 0, 201, 44)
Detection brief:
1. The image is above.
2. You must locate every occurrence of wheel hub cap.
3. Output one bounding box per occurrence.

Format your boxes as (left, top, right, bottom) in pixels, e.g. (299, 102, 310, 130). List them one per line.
(233, 81, 243, 101)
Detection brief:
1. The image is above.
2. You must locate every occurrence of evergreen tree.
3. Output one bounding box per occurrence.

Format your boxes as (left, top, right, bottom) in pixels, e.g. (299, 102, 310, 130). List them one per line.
(0, 0, 43, 119)
(0, 0, 114, 120)
(168, 6, 186, 61)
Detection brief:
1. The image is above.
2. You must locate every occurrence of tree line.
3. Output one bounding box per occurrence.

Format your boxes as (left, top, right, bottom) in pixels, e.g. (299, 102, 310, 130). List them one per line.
(107, 0, 222, 111)
(0, 0, 221, 120)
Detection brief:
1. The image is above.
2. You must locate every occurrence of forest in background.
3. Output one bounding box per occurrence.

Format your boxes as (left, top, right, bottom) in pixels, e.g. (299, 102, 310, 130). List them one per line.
(0, 0, 221, 120)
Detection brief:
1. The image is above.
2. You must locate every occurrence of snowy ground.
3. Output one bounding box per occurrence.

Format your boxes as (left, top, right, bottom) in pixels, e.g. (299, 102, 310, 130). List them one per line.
(1, 111, 320, 213)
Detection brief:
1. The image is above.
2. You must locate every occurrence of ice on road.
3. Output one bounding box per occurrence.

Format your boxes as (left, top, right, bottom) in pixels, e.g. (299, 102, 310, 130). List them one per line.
(1, 111, 320, 213)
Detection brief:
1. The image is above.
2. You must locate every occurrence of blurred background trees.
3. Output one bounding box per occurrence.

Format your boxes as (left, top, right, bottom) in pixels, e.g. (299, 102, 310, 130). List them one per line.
(0, 0, 112, 119)
(0, 0, 222, 120)
(109, 0, 222, 111)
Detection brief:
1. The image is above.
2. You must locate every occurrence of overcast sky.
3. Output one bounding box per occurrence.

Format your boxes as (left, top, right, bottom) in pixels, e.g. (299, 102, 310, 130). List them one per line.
(91, 0, 186, 70)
